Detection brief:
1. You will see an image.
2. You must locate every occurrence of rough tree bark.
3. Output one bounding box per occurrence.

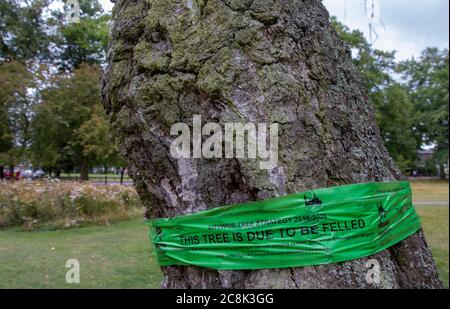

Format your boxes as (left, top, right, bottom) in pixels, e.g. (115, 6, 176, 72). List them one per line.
(102, 0, 443, 288)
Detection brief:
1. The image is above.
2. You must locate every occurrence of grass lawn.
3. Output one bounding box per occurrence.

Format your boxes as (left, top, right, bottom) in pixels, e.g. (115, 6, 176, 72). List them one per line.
(0, 219, 162, 288)
(411, 180, 448, 288)
(410, 179, 449, 201)
(0, 180, 447, 289)
(416, 205, 449, 288)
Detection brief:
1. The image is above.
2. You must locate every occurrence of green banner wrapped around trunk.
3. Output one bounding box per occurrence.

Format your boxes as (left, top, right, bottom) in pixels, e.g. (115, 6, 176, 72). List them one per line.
(147, 182, 421, 270)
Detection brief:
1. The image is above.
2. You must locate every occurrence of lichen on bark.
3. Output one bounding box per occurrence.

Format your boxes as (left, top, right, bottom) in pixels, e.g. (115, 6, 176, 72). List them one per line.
(102, 0, 443, 288)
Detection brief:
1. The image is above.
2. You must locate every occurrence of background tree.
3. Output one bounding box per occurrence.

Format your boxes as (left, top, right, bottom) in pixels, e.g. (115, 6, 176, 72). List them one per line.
(75, 104, 124, 175)
(0, 65, 14, 179)
(0, 0, 51, 178)
(375, 84, 418, 172)
(52, 0, 110, 70)
(103, 0, 442, 288)
(333, 18, 418, 173)
(0, 60, 35, 177)
(0, 0, 51, 62)
(0, 0, 115, 180)
(399, 48, 449, 179)
(31, 64, 105, 180)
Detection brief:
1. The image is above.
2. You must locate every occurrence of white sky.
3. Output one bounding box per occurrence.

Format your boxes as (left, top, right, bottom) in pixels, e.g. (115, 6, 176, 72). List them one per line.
(323, 0, 449, 60)
(98, 0, 449, 61)
(100, 0, 113, 12)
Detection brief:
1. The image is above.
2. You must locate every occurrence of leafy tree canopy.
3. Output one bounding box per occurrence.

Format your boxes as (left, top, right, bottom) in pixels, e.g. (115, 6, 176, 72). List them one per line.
(399, 48, 449, 171)
(333, 17, 419, 172)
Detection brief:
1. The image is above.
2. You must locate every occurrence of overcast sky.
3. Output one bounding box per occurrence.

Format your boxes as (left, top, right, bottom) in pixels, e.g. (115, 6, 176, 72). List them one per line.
(323, 0, 449, 60)
(99, 0, 449, 61)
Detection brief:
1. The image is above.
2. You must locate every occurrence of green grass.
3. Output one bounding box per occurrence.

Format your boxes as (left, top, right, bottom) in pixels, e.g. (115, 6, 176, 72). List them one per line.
(0, 219, 162, 288)
(411, 179, 449, 288)
(0, 209, 447, 289)
(416, 205, 449, 288)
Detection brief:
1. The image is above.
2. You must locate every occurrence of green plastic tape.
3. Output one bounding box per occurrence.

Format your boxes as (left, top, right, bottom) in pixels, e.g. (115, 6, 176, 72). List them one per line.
(147, 182, 421, 270)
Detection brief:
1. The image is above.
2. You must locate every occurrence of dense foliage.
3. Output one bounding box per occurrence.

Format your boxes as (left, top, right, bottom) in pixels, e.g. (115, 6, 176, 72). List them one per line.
(333, 19, 449, 174)
(0, 2, 448, 177)
(0, 0, 121, 180)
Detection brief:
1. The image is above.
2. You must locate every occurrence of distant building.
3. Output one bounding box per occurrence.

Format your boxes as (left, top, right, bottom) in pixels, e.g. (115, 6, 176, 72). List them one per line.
(416, 148, 448, 178)
(417, 149, 435, 168)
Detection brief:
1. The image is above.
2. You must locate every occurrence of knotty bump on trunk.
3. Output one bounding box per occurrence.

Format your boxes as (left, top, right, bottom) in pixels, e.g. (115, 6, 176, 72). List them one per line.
(102, 0, 443, 289)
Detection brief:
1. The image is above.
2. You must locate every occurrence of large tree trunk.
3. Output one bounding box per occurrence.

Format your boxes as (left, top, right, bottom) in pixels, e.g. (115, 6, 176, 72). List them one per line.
(102, 0, 442, 288)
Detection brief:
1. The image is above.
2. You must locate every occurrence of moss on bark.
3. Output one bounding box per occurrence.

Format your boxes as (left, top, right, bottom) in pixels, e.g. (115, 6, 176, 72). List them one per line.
(103, 0, 443, 288)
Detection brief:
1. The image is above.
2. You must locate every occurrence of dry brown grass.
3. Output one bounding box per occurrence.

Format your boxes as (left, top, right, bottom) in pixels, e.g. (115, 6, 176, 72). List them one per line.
(411, 179, 449, 201)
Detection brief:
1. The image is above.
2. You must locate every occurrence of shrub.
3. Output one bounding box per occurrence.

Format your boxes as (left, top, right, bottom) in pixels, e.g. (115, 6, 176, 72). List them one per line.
(0, 180, 144, 230)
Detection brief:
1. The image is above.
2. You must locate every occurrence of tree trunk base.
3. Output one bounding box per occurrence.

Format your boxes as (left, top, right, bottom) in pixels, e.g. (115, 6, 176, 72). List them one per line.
(160, 230, 442, 289)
